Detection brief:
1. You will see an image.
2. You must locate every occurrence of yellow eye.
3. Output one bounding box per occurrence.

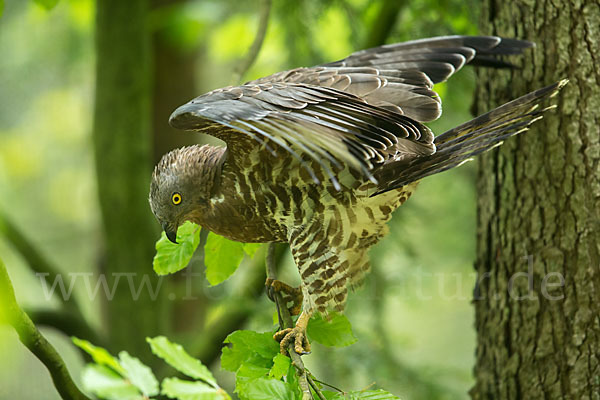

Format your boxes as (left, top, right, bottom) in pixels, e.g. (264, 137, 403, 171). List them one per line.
(171, 192, 182, 205)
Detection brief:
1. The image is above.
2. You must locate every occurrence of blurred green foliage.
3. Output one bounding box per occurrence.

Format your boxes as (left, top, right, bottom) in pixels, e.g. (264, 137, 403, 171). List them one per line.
(0, 0, 483, 399)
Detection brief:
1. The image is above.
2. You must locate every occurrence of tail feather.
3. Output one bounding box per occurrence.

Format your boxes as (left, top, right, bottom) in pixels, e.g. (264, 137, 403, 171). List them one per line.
(373, 79, 567, 195)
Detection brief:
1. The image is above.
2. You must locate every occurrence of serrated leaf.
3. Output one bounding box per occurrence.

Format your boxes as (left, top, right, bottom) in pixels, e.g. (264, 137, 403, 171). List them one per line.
(154, 221, 201, 275)
(72, 337, 125, 375)
(204, 233, 245, 285)
(147, 336, 217, 386)
(306, 312, 357, 347)
(234, 364, 270, 394)
(269, 354, 290, 380)
(33, 0, 59, 10)
(242, 243, 262, 258)
(241, 378, 297, 400)
(118, 351, 159, 397)
(162, 377, 229, 400)
(221, 330, 279, 372)
(81, 364, 142, 400)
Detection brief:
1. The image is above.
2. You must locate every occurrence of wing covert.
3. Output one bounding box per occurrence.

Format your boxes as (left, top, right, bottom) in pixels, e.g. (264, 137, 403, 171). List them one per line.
(249, 36, 533, 122)
(169, 83, 435, 188)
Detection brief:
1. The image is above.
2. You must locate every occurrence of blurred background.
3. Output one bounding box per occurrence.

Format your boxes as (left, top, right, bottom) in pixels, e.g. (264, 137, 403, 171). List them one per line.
(0, 0, 482, 398)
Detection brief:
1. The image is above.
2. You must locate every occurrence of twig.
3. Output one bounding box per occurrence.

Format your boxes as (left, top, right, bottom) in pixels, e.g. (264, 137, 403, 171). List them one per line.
(308, 375, 327, 400)
(0, 212, 63, 297)
(312, 377, 344, 393)
(230, 0, 272, 84)
(0, 257, 91, 400)
(266, 243, 318, 400)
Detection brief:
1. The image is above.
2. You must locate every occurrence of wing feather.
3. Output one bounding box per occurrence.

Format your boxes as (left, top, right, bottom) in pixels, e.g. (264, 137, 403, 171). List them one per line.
(169, 35, 534, 188)
(170, 83, 435, 186)
(250, 35, 533, 122)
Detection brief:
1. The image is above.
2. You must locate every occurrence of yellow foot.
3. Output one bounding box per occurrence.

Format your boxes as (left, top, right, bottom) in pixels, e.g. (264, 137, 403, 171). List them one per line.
(274, 326, 311, 355)
(273, 311, 311, 355)
(265, 278, 303, 316)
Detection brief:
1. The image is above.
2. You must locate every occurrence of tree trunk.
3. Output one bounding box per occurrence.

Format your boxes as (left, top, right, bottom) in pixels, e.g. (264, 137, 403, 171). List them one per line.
(150, 0, 205, 165)
(472, 1, 600, 399)
(93, 0, 168, 366)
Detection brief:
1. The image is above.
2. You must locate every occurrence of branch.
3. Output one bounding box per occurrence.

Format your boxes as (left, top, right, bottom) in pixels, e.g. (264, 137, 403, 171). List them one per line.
(364, 0, 406, 48)
(178, 244, 286, 373)
(27, 309, 104, 347)
(0, 258, 91, 400)
(0, 211, 97, 343)
(0, 211, 62, 293)
(230, 0, 272, 84)
(266, 243, 320, 400)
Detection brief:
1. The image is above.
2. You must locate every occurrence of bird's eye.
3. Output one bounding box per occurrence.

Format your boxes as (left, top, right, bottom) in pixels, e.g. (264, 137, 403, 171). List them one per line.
(171, 192, 182, 205)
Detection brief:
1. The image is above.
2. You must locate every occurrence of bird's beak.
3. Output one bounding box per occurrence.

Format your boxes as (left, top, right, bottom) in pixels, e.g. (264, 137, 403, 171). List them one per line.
(162, 223, 178, 244)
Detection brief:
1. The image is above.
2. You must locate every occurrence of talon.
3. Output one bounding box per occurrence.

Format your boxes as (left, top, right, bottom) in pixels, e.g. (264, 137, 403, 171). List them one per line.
(273, 327, 292, 342)
(276, 326, 311, 355)
(265, 278, 303, 316)
(273, 311, 311, 355)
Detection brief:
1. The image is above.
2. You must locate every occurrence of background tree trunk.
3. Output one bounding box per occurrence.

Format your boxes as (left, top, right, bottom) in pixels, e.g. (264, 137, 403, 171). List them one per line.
(472, 1, 600, 398)
(93, 0, 168, 366)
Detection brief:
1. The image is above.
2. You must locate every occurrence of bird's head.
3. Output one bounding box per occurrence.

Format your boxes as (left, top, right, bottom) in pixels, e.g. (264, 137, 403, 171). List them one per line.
(149, 145, 224, 243)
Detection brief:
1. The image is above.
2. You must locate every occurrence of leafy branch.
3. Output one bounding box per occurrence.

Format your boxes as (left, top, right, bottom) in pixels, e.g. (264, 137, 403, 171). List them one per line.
(148, 224, 402, 399)
(0, 257, 91, 400)
(266, 243, 315, 400)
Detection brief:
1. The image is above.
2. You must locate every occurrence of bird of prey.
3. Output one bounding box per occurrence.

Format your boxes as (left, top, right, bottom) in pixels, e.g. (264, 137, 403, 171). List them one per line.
(149, 36, 565, 354)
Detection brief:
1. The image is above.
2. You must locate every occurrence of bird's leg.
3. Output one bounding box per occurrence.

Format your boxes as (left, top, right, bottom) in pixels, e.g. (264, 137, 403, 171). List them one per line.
(273, 310, 311, 355)
(265, 278, 303, 316)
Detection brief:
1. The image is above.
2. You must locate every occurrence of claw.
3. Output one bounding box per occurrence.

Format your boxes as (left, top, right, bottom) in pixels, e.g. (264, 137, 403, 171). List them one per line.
(265, 278, 303, 316)
(273, 312, 311, 355)
(274, 326, 311, 355)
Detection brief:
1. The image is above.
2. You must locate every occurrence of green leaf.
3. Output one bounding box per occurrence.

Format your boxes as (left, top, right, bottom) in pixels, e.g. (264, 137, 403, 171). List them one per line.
(162, 377, 229, 400)
(0, 0, 4, 18)
(242, 243, 262, 258)
(33, 0, 60, 10)
(269, 354, 290, 380)
(204, 232, 245, 285)
(307, 312, 357, 347)
(147, 336, 217, 386)
(241, 378, 297, 400)
(81, 364, 142, 400)
(221, 330, 279, 372)
(154, 221, 201, 275)
(234, 364, 270, 394)
(72, 337, 125, 375)
(118, 351, 159, 397)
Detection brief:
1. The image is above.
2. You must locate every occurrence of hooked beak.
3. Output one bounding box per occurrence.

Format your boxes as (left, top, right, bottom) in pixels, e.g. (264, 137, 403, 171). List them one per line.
(162, 223, 178, 244)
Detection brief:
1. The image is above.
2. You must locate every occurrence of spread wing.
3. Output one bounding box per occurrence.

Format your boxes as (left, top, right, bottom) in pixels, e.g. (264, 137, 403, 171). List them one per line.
(169, 35, 533, 187)
(249, 36, 533, 122)
(169, 82, 435, 189)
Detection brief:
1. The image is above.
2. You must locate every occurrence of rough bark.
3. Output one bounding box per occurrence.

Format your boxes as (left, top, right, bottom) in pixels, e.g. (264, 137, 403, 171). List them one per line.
(93, 0, 168, 366)
(472, 1, 600, 399)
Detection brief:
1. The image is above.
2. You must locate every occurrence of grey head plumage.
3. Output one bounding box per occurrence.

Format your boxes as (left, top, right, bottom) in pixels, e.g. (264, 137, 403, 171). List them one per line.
(149, 144, 225, 243)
